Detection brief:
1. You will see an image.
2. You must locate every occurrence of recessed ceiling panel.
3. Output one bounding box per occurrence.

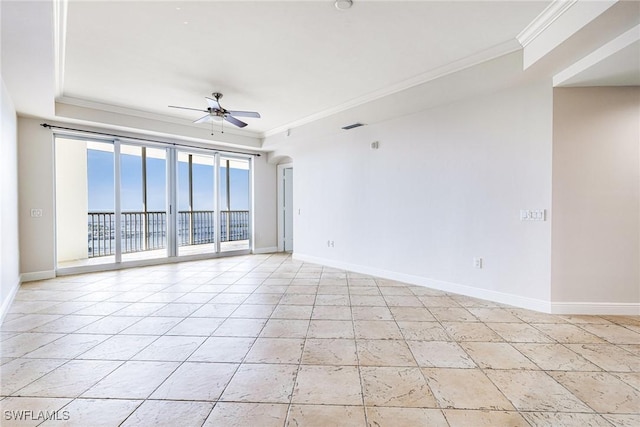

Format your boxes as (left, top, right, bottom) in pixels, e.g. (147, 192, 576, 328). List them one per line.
(63, 1, 550, 134)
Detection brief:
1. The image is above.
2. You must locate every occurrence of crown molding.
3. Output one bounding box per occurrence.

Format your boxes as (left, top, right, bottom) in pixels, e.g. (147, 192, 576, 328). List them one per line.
(553, 24, 640, 86)
(56, 96, 261, 139)
(517, 0, 578, 48)
(53, 0, 68, 98)
(263, 38, 521, 138)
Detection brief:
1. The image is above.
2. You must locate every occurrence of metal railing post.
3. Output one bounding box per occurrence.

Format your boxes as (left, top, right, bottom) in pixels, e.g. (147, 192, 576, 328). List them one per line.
(87, 209, 248, 258)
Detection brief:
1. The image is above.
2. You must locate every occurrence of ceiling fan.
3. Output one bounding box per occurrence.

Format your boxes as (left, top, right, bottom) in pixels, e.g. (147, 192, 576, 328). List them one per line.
(169, 92, 260, 129)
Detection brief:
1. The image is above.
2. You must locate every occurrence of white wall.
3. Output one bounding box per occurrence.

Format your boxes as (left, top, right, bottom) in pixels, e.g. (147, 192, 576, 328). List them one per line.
(551, 87, 640, 313)
(253, 154, 278, 253)
(1, 76, 20, 320)
(292, 81, 554, 309)
(55, 139, 88, 262)
(18, 117, 56, 279)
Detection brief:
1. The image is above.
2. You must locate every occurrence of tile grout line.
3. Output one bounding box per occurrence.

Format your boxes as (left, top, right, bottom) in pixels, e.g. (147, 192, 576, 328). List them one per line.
(349, 272, 371, 426)
(283, 260, 317, 427)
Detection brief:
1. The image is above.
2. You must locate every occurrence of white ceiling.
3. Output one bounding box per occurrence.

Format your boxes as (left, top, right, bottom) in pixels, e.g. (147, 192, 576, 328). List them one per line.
(59, 0, 550, 137)
(3, 0, 637, 144)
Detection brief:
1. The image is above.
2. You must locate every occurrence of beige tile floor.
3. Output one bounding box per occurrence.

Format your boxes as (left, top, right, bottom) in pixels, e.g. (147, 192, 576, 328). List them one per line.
(1, 253, 639, 426)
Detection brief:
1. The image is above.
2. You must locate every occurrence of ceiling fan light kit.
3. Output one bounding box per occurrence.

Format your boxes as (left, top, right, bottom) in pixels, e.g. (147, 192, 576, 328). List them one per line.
(335, 0, 353, 11)
(169, 92, 261, 134)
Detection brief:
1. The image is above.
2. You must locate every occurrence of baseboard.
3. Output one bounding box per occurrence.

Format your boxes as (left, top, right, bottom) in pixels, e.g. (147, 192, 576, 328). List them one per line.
(551, 302, 640, 316)
(253, 247, 279, 254)
(293, 253, 552, 313)
(0, 277, 21, 324)
(20, 270, 56, 282)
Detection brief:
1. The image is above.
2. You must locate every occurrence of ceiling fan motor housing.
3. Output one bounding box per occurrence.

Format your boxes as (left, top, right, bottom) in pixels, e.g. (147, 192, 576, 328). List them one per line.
(168, 91, 259, 129)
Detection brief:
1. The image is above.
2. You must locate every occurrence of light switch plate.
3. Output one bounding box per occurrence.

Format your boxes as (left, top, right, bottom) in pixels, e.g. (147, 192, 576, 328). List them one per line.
(520, 209, 545, 221)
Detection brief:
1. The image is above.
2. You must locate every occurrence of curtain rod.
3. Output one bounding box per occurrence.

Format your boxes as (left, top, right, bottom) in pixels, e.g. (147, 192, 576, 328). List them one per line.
(40, 123, 262, 157)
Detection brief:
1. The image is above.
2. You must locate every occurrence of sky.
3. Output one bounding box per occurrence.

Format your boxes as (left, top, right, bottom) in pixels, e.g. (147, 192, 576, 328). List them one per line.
(87, 150, 250, 212)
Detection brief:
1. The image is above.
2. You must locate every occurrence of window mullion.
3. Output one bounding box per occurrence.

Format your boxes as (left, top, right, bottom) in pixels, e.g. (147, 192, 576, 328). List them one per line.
(114, 139, 122, 263)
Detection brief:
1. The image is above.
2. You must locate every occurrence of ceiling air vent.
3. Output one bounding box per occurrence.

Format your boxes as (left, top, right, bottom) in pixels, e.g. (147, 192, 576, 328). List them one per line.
(341, 122, 365, 130)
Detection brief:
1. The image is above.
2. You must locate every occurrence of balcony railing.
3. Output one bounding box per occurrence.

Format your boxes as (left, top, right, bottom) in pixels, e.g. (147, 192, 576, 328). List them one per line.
(88, 210, 249, 258)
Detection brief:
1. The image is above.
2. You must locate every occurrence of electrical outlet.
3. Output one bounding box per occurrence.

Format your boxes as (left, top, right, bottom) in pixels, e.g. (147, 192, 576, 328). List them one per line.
(30, 209, 43, 218)
(473, 257, 483, 269)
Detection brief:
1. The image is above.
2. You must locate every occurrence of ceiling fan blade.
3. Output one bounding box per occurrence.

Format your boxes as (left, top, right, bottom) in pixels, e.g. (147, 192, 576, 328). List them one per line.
(205, 97, 221, 110)
(193, 114, 212, 124)
(228, 110, 261, 118)
(168, 105, 207, 112)
(224, 115, 248, 128)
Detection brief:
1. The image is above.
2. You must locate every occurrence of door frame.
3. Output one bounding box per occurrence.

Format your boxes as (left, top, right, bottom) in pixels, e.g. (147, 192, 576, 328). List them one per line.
(276, 162, 293, 252)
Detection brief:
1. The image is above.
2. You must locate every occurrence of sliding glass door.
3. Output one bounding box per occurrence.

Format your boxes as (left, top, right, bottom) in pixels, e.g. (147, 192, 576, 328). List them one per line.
(56, 137, 115, 267)
(55, 135, 252, 270)
(119, 144, 168, 262)
(177, 151, 217, 256)
(220, 156, 250, 252)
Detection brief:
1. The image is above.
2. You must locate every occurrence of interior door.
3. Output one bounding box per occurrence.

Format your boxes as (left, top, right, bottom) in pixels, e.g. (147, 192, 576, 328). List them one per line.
(283, 167, 293, 252)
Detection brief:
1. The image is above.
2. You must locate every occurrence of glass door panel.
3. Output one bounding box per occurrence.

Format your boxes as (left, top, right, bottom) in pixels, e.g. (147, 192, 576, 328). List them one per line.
(119, 144, 143, 255)
(55, 138, 115, 268)
(177, 151, 217, 256)
(120, 145, 168, 262)
(220, 157, 250, 252)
